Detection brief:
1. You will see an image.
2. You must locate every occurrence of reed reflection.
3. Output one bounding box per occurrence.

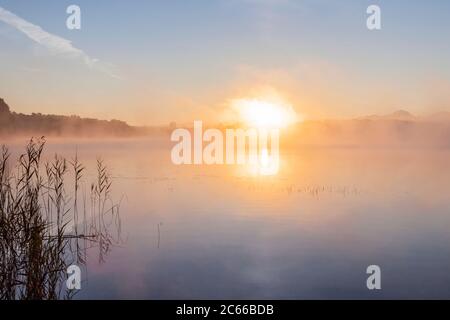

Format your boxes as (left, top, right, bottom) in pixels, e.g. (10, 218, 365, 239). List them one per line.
(0, 138, 123, 300)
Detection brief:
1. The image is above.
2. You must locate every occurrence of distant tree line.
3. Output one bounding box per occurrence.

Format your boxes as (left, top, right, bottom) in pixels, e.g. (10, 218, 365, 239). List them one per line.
(0, 98, 160, 137)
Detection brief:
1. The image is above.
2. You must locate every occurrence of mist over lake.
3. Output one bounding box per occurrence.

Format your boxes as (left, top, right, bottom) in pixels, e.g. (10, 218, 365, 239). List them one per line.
(2, 0, 450, 305)
(5, 137, 449, 299)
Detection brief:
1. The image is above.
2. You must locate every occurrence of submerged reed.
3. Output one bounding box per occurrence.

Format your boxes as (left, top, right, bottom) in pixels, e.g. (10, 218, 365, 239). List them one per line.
(0, 138, 122, 300)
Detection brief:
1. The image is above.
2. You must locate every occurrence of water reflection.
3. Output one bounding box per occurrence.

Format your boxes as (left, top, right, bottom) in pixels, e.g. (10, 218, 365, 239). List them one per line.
(0, 139, 123, 300)
(4, 138, 450, 299)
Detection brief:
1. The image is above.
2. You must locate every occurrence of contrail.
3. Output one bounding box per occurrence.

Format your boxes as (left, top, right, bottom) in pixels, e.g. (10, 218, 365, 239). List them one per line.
(0, 6, 120, 79)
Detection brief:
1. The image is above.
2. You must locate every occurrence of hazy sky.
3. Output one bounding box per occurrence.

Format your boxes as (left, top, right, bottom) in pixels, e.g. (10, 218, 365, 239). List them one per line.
(0, 0, 449, 125)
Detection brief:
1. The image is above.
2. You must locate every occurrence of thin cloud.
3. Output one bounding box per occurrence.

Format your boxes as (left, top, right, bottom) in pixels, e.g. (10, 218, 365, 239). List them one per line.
(0, 6, 120, 79)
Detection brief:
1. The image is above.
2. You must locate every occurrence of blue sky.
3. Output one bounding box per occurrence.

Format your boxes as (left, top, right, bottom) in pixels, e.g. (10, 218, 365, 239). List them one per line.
(0, 0, 449, 125)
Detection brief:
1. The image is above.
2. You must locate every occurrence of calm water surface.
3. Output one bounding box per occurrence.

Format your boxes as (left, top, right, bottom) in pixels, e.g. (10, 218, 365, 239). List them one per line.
(8, 137, 450, 299)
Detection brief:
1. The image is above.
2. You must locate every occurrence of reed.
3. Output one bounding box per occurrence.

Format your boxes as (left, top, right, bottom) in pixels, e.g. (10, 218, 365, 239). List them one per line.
(0, 138, 122, 300)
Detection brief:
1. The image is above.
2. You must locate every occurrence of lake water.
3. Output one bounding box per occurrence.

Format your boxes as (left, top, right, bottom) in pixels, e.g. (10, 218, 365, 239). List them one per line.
(7, 137, 450, 299)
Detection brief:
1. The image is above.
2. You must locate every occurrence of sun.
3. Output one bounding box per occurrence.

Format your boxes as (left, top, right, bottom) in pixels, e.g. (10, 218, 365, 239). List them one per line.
(231, 98, 298, 129)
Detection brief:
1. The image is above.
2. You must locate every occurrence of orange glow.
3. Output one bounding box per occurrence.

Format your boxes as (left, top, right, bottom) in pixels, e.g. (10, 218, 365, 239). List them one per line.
(231, 98, 298, 129)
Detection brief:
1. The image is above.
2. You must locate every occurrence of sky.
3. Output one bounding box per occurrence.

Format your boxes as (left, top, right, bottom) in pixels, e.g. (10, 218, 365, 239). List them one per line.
(0, 0, 449, 126)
